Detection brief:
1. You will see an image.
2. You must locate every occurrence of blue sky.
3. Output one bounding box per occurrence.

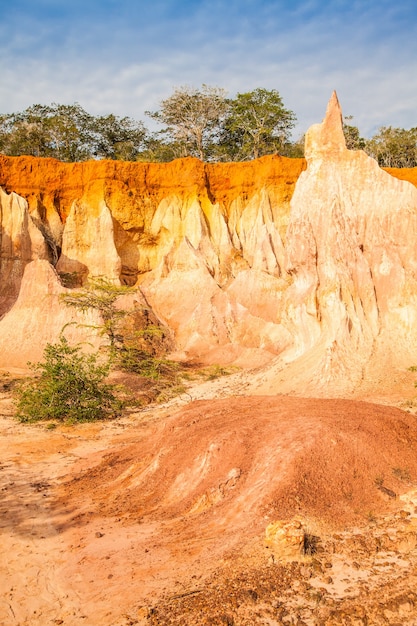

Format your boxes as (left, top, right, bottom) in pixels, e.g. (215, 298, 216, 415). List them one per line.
(1, 0, 416, 139)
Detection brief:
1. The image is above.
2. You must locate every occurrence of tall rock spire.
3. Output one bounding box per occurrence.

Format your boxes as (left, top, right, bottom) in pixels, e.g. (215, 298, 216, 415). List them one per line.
(283, 92, 417, 393)
(304, 90, 346, 159)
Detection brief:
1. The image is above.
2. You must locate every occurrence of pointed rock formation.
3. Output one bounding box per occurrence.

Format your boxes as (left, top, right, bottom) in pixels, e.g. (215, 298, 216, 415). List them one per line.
(254, 91, 417, 395)
(304, 90, 346, 157)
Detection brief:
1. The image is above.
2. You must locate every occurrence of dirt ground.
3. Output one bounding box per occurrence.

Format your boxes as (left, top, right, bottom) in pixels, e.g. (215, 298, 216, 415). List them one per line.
(2, 373, 417, 625)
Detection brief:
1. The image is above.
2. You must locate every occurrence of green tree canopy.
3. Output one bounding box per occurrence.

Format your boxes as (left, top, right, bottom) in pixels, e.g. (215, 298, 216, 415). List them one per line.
(0, 103, 94, 161)
(0, 103, 147, 162)
(91, 114, 147, 160)
(365, 126, 417, 168)
(219, 88, 297, 160)
(2, 93, 415, 167)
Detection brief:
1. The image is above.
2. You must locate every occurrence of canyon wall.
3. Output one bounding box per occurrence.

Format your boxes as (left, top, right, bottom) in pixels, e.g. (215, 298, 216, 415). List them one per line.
(0, 150, 305, 368)
(0, 93, 417, 394)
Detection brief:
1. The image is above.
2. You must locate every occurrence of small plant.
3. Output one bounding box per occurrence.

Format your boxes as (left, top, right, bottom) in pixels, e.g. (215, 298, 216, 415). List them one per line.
(15, 335, 123, 423)
(201, 364, 237, 381)
(58, 271, 82, 288)
(118, 346, 179, 379)
(403, 367, 417, 411)
(303, 532, 320, 556)
(155, 383, 187, 404)
(117, 346, 188, 403)
(59, 278, 187, 405)
(0, 372, 18, 392)
(61, 279, 173, 362)
(60, 277, 135, 354)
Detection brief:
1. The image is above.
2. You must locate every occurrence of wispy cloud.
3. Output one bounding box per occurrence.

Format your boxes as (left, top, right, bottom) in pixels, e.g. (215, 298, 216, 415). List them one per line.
(1, 0, 416, 138)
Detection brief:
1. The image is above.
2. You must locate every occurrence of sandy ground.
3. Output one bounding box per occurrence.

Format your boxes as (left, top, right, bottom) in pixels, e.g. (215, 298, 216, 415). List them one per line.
(2, 370, 417, 625)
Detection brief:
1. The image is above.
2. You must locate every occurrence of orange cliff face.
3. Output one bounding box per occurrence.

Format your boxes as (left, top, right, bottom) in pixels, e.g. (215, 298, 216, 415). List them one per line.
(0, 154, 306, 368)
(384, 166, 417, 187)
(0, 154, 306, 282)
(0, 153, 305, 226)
(1, 153, 416, 225)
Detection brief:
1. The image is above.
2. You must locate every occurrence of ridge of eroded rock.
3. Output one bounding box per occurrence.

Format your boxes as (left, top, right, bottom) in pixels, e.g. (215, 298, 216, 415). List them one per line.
(0, 96, 416, 393)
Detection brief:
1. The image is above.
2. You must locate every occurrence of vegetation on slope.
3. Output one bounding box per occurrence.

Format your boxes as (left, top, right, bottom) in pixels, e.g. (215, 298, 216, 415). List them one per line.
(13, 278, 228, 423)
(15, 335, 123, 423)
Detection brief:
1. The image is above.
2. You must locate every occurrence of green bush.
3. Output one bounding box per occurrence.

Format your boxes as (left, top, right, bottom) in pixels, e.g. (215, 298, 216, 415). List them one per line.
(15, 336, 123, 423)
(117, 346, 180, 379)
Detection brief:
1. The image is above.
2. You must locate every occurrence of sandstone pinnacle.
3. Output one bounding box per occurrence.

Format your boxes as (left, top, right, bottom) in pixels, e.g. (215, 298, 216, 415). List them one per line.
(304, 89, 347, 159)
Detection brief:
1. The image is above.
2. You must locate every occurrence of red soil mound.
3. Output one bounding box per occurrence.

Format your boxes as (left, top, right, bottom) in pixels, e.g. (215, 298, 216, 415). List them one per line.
(52, 396, 417, 620)
(64, 396, 417, 531)
(4, 394, 417, 624)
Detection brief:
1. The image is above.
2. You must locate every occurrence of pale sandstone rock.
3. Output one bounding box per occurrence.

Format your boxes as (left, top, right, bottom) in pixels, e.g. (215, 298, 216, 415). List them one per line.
(227, 188, 286, 276)
(141, 239, 291, 363)
(0, 188, 49, 314)
(0, 259, 103, 368)
(253, 92, 417, 394)
(265, 519, 305, 561)
(56, 199, 121, 284)
(147, 195, 226, 282)
(140, 239, 231, 358)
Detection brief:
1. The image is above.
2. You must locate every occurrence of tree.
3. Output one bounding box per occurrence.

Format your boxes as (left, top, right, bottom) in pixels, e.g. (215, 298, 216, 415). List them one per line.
(0, 103, 149, 162)
(0, 114, 9, 152)
(46, 103, 94, 161)
(60, 278, 135, 355)
(365, 126, 417, 168)
(219, 88, 296, 160)
(343, 116, 366, 150)
(136, 135, 189, 162)
(146, 85, 228, 160)
(91, 114, 147, 160)
(0, 103, 94, 161)
(15, 335, 123, 423)
(0, 106, 53, 157)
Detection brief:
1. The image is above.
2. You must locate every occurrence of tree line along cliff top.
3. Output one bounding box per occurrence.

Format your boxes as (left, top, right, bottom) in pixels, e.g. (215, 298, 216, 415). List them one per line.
(1, 86, 416, 166)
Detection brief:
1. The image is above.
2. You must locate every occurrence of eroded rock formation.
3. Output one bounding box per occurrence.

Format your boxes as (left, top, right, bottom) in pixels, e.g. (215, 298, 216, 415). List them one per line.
(251, 93, 417, 395)
(0, 259, 103, 368)
(0, 93, 416, 391)
(0, 153, 305, 368)
(0, 188, 50, 314)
